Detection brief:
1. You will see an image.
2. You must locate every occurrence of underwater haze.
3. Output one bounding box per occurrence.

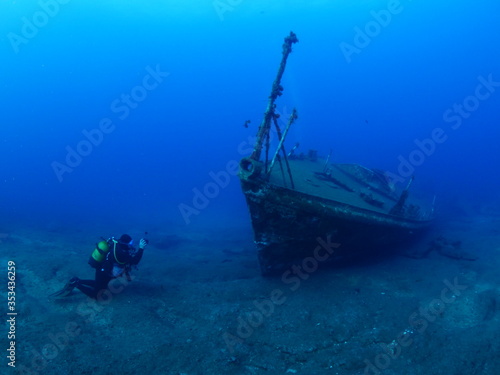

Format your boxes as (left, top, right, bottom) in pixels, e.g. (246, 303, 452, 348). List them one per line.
(1, 0, 499, 231)
(2, 1, 500, 374)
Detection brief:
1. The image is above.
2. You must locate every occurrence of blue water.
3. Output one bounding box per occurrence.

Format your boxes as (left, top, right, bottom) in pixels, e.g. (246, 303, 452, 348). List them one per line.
(1, 0, 499, 231)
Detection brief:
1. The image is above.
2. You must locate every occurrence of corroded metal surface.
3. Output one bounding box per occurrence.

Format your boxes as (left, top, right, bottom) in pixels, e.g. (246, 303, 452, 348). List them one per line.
(238, 32, 433, 275)
(240, 158, 432, 274)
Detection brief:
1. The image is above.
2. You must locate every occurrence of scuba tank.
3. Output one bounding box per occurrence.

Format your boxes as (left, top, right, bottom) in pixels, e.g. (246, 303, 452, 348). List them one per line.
(88, 239, 111, 268)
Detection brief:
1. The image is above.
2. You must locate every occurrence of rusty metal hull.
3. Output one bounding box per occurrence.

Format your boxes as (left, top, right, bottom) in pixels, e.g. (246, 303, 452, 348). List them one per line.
(240, 174, 432, 275)
(238, 33, 433, 275)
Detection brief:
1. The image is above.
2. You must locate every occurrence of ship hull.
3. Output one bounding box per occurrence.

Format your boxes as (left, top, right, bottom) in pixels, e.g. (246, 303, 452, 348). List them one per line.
(240, 177, 432, 275)
(237, 32, 433, 275)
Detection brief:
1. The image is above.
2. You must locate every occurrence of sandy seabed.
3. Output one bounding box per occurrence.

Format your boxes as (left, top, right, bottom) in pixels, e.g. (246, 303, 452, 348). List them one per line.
(1, 211, 500, 375)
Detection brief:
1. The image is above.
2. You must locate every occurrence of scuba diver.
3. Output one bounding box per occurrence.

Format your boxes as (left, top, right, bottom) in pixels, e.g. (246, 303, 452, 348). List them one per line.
(51, 234, 148, 300)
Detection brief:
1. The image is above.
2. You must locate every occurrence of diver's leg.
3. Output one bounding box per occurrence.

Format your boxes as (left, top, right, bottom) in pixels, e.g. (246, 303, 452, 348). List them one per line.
(76, 269, 106, 299)
(78, 279, 96, 287)
(75, 283, 98, 299)
(75, 271, 100, 298)
(94, 269, 113, 298)
(77, 269, 113, 300)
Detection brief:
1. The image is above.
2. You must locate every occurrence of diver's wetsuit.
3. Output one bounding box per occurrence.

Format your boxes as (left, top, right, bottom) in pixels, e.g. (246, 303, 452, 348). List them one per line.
(76, 242, 144, 299)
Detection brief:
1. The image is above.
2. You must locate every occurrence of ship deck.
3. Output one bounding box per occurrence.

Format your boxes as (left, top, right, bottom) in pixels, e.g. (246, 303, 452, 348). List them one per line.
(267, 159, 431, 219)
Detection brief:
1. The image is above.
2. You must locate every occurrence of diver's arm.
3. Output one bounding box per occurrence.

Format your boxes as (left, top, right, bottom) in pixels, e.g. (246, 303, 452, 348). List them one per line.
(114, 247, 141, 264)
(130, 248, 144, 265)
(127, 239, 147, 265)
(115, 239, 147, 265)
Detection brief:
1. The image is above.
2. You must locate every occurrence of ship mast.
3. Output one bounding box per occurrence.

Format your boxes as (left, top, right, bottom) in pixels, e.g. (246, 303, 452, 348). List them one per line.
(250, 31, 299, 162)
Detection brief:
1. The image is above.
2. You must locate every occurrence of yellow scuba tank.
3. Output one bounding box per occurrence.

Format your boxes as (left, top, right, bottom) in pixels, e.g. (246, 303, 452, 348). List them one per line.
(88, 240, 111, 268)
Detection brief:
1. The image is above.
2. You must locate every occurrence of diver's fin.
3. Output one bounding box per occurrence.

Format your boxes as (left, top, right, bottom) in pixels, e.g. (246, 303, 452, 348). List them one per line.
(49, 278, 79, 299)
(49, 284, 75, 298)
(49, 286, 73, 298)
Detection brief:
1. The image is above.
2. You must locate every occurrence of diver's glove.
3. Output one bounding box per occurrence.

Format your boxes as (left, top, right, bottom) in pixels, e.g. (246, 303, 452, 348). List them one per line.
(139, 238, 148, 249)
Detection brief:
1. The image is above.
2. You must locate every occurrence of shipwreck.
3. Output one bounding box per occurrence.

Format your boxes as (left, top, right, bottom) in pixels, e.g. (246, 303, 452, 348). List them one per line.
(238, 32, 434, 275)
